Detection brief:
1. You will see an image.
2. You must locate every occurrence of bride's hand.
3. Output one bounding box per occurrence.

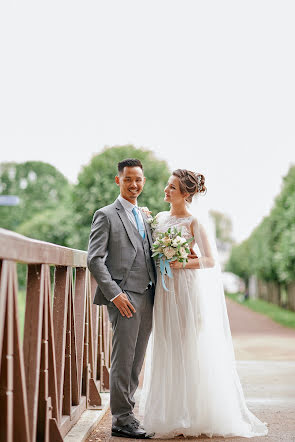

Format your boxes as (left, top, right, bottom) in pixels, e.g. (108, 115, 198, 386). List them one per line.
(169, 261, 183, 269)
(170, 258, 201, 270)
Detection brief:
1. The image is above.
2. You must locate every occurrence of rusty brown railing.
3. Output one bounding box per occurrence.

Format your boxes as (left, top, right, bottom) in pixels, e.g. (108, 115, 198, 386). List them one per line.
(0, 228, 111, 441)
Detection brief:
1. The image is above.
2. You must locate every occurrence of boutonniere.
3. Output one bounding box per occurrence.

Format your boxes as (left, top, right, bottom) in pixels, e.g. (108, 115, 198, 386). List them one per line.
(140, 206, 152, 218)
(139, 207, 158, 230)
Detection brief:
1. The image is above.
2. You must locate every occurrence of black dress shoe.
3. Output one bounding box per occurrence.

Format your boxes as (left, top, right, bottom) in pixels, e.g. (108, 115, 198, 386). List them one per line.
(131, 420, 155, 438)
(112, 422, 153, 439)
(131, 419, 143, 430)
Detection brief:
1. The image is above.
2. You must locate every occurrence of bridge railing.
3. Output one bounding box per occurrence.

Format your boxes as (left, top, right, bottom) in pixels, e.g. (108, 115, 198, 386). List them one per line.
(0, 228, 111, 441)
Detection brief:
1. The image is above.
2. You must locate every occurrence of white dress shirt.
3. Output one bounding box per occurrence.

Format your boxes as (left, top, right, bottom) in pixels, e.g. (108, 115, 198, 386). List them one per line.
(110, 195, 146, 301)
(117, 194, 145, 229)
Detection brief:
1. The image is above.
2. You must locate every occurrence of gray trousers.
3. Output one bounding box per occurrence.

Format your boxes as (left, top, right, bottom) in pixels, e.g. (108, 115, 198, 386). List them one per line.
(107, 287, 154, 427)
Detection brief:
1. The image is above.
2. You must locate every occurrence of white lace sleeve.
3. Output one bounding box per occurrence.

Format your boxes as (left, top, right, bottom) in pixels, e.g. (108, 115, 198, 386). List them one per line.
(191, 217, 215, 268)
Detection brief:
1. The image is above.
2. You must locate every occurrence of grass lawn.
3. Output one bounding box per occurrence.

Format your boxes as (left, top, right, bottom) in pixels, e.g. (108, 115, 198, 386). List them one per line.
(226, 292, 295, 329)
(17, 289, 26, 340)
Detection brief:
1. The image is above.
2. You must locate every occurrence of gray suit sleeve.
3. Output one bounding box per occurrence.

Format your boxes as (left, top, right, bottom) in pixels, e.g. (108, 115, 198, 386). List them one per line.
(87, 210, 122, 301)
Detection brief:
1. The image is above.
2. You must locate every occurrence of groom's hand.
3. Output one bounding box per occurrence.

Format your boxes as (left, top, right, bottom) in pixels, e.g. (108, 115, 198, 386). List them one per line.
(113, 293, 136, 318)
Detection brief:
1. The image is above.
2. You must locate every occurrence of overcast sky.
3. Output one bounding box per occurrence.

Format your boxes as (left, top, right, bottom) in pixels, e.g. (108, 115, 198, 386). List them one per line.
(1, 0, 294, 242)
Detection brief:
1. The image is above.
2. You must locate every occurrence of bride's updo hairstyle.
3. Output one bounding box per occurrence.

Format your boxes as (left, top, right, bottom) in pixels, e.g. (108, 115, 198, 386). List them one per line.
(172, 169, 206, 202)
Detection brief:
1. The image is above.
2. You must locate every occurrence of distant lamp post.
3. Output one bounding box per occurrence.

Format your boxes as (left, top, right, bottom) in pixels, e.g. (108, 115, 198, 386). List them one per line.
(0, 196, 20, 206)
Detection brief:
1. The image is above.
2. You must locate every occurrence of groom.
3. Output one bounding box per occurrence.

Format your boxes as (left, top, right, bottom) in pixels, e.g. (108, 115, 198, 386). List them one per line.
(87, 158, 156, 439)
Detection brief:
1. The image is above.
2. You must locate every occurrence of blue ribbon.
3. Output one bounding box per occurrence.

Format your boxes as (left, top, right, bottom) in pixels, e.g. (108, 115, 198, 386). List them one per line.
(159, 254, 173, 291)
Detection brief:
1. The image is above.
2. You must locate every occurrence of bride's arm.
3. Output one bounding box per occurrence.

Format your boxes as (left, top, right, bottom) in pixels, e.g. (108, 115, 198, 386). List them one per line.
(170, 218, 215, 269)
(188, 223, 215, 268)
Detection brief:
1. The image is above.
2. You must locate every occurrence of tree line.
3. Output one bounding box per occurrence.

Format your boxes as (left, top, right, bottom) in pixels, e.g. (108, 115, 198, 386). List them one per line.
(226, 165, 295, 308)
(1, 143, 234, 259)
(0, 145, 171, 251)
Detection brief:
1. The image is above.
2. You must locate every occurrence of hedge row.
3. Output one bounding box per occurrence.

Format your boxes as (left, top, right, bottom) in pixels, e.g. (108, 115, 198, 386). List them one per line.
(226, 165, 295, 285)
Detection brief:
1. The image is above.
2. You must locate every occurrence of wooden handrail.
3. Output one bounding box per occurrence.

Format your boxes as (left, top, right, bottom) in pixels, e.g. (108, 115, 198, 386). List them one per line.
(0, 228, 86, 266)
(0, 229, 111, 441)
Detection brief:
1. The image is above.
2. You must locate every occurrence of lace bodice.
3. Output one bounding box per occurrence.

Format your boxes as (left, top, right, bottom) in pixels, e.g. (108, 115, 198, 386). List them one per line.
(153, 211, 194, 241)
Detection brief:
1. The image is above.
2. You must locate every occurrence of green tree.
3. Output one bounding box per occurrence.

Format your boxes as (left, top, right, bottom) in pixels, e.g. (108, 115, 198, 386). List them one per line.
(209, 210, 234, 244)
(225, 239, 252, 286)
(0, 161, 71, 231)
(17, 200, 75, 248)
(72, 145, 171, 250)
(250, 216, 278, 282)
(226, 164, 295, 286)
(272, 166, 295, 283)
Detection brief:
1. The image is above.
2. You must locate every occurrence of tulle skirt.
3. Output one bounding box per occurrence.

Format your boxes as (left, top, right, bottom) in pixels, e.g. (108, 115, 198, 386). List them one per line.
(140, 268, 268, 438)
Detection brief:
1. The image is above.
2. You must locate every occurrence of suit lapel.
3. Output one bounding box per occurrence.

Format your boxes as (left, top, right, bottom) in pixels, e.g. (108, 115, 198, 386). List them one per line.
(140, 210, 153, 246)
(115, 199, 137, 251)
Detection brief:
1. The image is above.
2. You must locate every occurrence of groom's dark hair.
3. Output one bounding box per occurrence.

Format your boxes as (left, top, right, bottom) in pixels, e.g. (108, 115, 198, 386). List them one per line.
(118, 158, 143, 174)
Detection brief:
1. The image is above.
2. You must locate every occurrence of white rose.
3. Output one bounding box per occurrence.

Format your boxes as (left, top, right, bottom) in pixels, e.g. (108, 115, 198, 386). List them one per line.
(163, 236, 172, 246)
(179, 246, 188, 259)
(172, 236, 186, 246)
(163, 246, 176, 260)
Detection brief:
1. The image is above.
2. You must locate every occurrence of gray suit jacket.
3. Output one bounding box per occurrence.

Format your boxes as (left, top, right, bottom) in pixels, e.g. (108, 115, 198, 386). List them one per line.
(87, 198, 156, 305)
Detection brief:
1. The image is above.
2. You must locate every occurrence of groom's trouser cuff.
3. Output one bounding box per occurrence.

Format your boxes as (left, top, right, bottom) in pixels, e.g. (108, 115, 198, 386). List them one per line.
(107, 290, 153, 427)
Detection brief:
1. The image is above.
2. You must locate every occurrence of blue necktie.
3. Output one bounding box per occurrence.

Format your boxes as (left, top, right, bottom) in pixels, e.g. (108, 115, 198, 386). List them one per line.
(132, 207, 145, 239)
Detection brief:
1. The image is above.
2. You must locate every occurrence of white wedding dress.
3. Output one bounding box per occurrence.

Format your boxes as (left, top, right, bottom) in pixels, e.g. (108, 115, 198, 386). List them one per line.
(140, 211, 268, 439)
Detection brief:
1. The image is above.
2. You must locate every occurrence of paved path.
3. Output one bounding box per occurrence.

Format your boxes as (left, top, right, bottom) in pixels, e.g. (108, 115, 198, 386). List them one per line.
(87, 299, 295, 442)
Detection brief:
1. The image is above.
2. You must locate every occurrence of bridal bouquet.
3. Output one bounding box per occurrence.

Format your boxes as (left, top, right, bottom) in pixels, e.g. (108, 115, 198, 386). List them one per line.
(151, 227, 193, 290)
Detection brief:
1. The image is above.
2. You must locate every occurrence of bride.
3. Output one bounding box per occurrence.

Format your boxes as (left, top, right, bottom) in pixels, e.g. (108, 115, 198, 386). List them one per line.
(140, 169, 268, 439)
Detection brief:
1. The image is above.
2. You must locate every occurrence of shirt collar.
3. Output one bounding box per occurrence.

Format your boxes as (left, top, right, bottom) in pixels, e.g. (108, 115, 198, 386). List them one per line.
(118, 194, 138, 213)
